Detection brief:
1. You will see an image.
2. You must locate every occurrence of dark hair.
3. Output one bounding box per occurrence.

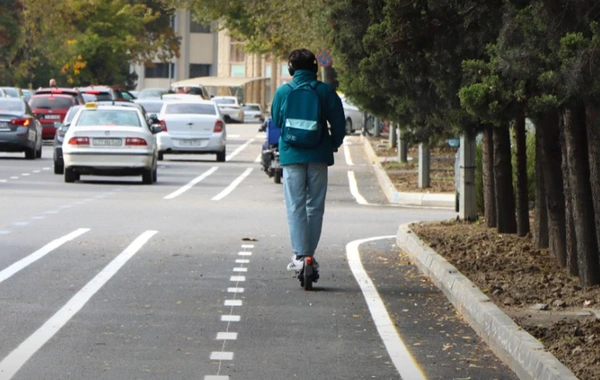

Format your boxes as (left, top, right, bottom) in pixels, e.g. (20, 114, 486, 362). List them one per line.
(288, 49, 318, 76)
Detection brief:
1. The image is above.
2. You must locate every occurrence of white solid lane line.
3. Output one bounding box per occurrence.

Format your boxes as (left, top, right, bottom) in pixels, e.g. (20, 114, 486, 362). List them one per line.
(347, 236, 428, 380)
(0, 228, 90, 285)
(226, 139, 255, 161)
(164, 166, 219, 200)
(347, 170, 369, 205)
(211, 168, 253, 201)
(0, 230, 158, 380)
(344, 143, 354, 166)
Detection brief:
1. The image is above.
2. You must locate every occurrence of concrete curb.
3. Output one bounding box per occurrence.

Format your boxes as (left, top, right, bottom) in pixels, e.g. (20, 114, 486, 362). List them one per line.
(360, 136, 455, 209)
(396, 223, 579, 380)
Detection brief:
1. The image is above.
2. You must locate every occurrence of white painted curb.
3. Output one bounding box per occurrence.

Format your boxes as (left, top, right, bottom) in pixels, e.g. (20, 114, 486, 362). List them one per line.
(396, 223, 579, 380)
(361, 136, 455, 209)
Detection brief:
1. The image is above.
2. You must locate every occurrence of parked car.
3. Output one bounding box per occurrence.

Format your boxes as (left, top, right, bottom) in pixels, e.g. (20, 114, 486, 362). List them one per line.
(0, 97, 43, 159)
(0, 87, 24, 99)
(156, 98, 226, 162)
(242, 103, 265, 124)
(340, 96, 364, 134)
(137, 88, 170, 100)
(53, 105, 84, 174)
(211, 96, 244, 123)
(29, 93, 80, 139)
(62, 103, 162, 183)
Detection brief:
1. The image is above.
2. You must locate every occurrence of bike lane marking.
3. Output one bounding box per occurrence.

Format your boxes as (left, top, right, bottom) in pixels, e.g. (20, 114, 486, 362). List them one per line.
(211, 168, 253, 201)
(163, 166, 219, 200)
(0, 230, 158, 380)
(347, 236, 427, 380)
(0, 228, 90, 284)
(347, 170, 369, 205)
(226, 138, 255, 161)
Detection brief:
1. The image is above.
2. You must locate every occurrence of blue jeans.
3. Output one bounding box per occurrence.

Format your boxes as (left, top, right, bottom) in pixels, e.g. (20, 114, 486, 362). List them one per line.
(283, 163, 328, 257)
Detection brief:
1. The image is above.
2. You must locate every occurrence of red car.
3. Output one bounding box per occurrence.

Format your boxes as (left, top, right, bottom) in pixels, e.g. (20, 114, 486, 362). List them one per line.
(29, 94, 80, 139)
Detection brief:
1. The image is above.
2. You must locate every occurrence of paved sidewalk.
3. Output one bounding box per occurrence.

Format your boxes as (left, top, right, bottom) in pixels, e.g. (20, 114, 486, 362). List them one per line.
(359, 135, 579, 380)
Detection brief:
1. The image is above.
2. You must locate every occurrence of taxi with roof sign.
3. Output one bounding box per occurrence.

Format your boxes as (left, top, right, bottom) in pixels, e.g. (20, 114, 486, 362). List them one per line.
(62, 102, 163, 184)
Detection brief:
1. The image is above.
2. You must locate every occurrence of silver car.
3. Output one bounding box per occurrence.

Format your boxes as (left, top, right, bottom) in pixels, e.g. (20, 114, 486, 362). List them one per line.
(242, 103, 265, 123)
(62, 103, 162, 183)
(0, 98, 43, 159)
(341, 96, 364, 134)
(212, 96, 244, 123)
(156, 99, 227, 162)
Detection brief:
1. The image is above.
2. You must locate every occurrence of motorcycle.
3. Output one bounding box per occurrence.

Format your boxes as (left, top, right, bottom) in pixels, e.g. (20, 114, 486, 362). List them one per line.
(260, 117, 283, 184)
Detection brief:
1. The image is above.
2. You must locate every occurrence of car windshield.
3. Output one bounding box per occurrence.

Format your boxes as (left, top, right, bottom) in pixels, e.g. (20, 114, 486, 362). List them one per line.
(243, 105, 260, 111)
(30, 96, 74, 109)
(64, 106, 84, 124)
(75, 109, 141, 127)
(2, 88, 19, 97)
(0, 99, 23, 113)
(165, 103, 216, 115)
(213, 98, 235, 105)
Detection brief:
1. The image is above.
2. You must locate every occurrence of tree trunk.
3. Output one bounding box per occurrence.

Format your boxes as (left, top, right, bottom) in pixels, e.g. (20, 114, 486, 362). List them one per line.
(533, 124, 549, 248)
(561, 126, 578, 276)
(493, 125, 517, 234)
(514, 111, 530, 237)
(482, 126, 496, 228)
(536, 112, 567, 267)
(586, 103, 600, 277)
(563, 105, 600, 286)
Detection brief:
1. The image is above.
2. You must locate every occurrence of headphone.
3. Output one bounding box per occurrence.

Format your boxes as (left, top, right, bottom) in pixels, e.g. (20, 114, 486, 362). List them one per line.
(288, 53, 318, 76)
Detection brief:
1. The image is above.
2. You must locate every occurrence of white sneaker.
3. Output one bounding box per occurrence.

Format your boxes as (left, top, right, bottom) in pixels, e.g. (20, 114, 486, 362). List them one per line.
(286, 256, 304, 271)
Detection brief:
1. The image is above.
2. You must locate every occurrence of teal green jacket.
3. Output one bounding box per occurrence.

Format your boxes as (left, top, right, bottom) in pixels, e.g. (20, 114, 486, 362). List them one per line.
(271, 70, 346, 166)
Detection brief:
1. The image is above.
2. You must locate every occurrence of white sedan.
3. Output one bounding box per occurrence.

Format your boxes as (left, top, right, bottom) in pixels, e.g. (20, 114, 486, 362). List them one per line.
(211, 96, 244, 123)
(62, 103, 162, 184)
(156, 99, 227, 162)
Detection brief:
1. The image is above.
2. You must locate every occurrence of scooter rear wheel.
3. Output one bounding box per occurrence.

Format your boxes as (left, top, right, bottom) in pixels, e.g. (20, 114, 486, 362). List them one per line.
(274, 169, 282, 184)
(302, 258, 313, 291)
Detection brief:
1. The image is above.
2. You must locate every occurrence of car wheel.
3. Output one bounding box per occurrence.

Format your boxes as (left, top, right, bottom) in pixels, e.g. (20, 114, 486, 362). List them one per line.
(345, 118, 353, 134)
(54, 163, 64, 175)
(223, 115, 232, 123)
(152, 167, 157, 183)
(158, 151, 164, 161)
(142, 168, 153, 184)
(64, 168, 78, 183)
(25, 147, 35, 160)
(36, 144, 42, 158)
(216, 148, 226, 162)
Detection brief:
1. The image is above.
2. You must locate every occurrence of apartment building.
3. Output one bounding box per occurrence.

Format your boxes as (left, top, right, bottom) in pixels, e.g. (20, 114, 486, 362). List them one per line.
(132, 10, 292, 108)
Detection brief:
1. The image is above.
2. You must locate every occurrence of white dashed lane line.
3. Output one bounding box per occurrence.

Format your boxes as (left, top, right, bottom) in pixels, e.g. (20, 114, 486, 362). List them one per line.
(205, 244, 253, 380)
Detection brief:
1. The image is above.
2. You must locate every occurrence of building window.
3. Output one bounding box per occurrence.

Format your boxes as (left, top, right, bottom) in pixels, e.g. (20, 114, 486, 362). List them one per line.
(264, 64, 272, 78)
(230, 64, 245, 77)
(230, 40, 246, 63)
(190, 15, 211, 33)
(189, 64, 211, 78)
(281, 64, 291, 78)
(145, 63, 174, 78)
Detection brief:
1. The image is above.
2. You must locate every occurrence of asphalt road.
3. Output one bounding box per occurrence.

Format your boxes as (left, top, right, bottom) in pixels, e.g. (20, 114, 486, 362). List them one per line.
(0, 125, 519, 380)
